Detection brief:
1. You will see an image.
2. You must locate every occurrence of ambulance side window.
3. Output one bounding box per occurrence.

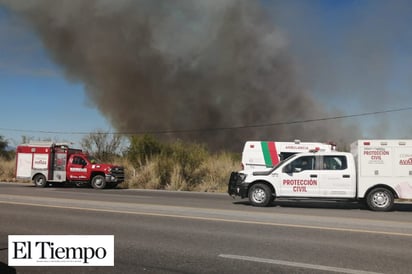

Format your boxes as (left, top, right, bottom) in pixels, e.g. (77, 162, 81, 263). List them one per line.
(323, 156, 347, 170)
(279, 152, 295, 161)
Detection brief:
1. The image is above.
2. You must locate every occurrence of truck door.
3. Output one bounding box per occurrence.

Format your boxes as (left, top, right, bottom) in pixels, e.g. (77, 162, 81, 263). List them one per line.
(51, 150, 67, 182)
(278, 155, 319, 196)
(67, 155, 89, 181)
(318, 155, 356, 198)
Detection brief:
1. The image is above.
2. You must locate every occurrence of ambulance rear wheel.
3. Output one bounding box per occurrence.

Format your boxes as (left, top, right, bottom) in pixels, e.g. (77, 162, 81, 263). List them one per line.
(248, 183, 273, 207)
(33, 174, 47, 188)
(366, 187, 394, 211)
(91, 175, 106, 189)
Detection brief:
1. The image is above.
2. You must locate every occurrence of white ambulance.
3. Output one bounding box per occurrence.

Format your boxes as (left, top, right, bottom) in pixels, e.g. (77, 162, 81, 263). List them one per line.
(241, 140, 336, 171)
(229, 139, 412, 211)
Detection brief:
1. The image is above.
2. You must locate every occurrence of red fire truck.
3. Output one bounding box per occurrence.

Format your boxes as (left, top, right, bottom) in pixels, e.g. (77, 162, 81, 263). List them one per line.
(15, 142, 125, 189)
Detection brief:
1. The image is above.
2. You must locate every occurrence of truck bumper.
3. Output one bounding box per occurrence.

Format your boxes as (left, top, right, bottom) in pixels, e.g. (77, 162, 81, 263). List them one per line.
(105, 174, 124, 183)
(228, 172, 249, 198)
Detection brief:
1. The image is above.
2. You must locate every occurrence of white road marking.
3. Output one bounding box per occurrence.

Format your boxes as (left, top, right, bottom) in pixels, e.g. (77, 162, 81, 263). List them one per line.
(219, 254, 383, 274)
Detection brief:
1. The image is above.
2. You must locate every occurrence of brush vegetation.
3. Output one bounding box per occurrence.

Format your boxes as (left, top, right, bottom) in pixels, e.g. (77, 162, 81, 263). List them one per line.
(122, 135, 240, 192)
(0, 134, 240, 192)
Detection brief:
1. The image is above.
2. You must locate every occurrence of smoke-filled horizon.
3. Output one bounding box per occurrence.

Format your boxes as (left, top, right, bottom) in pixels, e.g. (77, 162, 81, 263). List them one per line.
(1, 0, 361, 150)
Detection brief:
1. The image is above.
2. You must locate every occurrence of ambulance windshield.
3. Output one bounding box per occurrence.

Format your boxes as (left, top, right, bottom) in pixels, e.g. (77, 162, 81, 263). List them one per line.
(252, 154, 299, 176)
(273, 154, 298, 170)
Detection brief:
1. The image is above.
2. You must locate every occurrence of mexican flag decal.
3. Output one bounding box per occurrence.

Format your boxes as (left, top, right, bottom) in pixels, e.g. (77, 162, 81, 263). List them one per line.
(260, 141, 279, 167)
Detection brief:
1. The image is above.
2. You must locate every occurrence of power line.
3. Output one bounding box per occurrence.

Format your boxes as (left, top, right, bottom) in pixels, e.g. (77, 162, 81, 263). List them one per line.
(1, 106, 412, 136)
(127, 105, 412, 134)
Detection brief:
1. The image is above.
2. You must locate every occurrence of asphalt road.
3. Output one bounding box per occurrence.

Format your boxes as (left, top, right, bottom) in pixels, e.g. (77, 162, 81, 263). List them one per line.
(1, 182, 412, 274)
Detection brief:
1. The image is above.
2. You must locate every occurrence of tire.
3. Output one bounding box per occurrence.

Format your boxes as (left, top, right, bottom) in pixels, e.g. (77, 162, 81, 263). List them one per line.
(91, 175, 107, 189)
(248, 183, 273, 207)
(366, 187, 394, 211)
(33, 174, 48, 188)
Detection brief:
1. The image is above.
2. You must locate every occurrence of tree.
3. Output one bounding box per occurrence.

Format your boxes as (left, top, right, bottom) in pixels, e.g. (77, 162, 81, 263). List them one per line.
(127, 134, 162, 166)
(0, 135, 13, 160)
(80, 130, 124, 162)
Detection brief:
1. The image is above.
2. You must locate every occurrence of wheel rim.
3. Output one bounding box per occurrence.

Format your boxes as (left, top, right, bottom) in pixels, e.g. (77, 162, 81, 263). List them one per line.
(252, 188, 266, 203)
(372, 191, 390, 208)
(36, 177, 45, 186)
(94, 177, 104, 187)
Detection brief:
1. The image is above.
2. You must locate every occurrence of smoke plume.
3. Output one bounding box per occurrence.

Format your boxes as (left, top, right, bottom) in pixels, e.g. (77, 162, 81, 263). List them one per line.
(0, 0, 358, 150)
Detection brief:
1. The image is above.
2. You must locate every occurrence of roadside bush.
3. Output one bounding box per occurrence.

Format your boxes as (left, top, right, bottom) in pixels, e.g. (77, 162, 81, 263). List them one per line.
(0, 135, 14, 160)
(0, 133, 240, 192)
(121, 138, 240, 192)
(155, 156, 174, 189)
(127, 135, 163, 167)
(163, 141, 209, 188)
(0, 157, 16, 182)
(80, 130, 123, 162)
(124, 159, 162, 189)
(195, 152, 240, 192)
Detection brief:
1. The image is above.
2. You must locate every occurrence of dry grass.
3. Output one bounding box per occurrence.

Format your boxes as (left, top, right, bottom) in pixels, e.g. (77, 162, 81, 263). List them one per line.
(121, 151, 239, 192)
(194, 152, 240, 192)
(0, 157, 17, 182)
(1, 152, 240, 193)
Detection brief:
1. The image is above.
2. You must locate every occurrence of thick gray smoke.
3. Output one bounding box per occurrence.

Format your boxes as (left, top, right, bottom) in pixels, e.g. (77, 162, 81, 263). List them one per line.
(0, 0, 358, 150)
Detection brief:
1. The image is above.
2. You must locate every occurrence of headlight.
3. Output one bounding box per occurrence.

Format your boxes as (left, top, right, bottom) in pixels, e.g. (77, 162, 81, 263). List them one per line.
(238, 173, 247, 182)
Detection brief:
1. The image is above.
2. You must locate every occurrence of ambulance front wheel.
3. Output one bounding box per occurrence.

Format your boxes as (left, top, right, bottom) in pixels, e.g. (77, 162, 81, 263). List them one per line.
(248, 183, 274, 207)
(366, 187, 394, 211)
(33, 174, 47, 188)
(91, 175, 107, 189)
